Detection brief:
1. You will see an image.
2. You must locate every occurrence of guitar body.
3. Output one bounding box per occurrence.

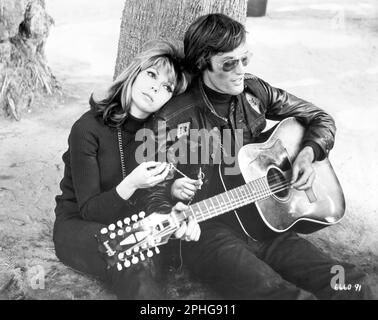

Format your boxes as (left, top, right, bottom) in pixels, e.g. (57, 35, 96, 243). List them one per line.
(234, 117, 345, 234)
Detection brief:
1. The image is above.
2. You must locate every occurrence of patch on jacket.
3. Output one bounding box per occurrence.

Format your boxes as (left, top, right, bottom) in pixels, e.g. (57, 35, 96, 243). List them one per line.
(177, 122, 190, 139)
(245, 92, 262, 114)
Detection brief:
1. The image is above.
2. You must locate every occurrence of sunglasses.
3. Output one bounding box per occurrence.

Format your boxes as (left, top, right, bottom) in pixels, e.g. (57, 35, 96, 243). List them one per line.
(214, 52, 253, 72)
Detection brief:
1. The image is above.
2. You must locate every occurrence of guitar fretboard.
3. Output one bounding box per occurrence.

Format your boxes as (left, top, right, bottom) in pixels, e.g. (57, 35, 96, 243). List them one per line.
(185, 177, 272, 223)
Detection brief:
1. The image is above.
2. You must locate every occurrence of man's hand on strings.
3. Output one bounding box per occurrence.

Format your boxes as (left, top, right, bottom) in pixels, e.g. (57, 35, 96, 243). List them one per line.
(291, 146, 316, 191)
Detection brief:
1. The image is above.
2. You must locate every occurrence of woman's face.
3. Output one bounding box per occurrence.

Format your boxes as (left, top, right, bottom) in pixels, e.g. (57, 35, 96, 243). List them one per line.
(130, 66, 175, 119)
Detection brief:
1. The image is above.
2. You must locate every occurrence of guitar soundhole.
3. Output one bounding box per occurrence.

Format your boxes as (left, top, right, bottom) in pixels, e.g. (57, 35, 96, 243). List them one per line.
(267, 167, 289, 199)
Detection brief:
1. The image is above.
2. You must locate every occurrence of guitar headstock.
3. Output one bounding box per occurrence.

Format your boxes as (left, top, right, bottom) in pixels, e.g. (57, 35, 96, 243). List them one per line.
(96, 211, 177, 271)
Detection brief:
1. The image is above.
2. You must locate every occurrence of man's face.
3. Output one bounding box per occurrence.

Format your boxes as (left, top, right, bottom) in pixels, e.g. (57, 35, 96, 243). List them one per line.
(203, 42, 250, 96)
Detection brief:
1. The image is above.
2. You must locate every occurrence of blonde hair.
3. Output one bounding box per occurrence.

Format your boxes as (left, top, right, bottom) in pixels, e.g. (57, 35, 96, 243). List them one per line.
(90, 40, 188, 126)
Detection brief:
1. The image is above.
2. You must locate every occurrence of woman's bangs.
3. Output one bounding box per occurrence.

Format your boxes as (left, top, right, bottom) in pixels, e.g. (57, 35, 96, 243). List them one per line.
(152, 57, 177, 85)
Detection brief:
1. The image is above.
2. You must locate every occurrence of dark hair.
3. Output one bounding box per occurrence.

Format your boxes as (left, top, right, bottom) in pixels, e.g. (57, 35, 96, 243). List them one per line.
(184, 13, 246, 74)
(90, 40, 188, 127)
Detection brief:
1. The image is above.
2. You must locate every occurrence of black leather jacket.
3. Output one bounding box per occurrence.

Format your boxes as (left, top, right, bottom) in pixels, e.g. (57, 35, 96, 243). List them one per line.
(142, 74, 336, 216)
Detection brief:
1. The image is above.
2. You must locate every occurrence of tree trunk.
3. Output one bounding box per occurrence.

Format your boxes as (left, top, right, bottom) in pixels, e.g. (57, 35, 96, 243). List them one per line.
(0, 0, 59, 120)
(114, 0, 247, 79)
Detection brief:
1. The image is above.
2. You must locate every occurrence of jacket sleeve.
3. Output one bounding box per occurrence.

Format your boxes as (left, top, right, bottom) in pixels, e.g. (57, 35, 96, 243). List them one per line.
(255, 77, 336, 160)
(142, 115, 177, 215)
(69, 118, 134, 225)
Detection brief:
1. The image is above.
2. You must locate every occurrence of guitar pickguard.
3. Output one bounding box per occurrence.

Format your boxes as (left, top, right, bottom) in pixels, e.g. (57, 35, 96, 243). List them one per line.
(254, 139, 292, 174)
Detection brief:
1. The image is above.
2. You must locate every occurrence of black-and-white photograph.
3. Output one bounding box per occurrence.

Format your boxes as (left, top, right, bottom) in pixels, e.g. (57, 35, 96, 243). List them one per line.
(0, 0, 377, 303)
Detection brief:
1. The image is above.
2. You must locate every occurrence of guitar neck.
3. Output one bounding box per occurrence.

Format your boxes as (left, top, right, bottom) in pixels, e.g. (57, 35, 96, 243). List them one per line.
(183, 177, 271, 223)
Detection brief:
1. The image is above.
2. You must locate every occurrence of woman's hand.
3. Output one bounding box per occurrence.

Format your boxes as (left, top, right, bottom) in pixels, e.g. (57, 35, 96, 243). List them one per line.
(291, 146, 316, 190)
(171, 177, 202, 201)
(116, 161, 169, 199)
(171, 202, 201, 242)
(128, 161, 170, 189)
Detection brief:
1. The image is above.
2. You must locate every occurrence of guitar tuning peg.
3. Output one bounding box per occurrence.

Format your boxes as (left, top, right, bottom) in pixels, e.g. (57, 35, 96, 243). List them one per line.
(117, 220, 123, 228)
(147, 249, 153, 258)
(100, 228, 108, 234)
(117, 230, 124, 236)
(133, 222, 139, 229)
(117, 263, 123, 271)
(110, 232, 116, 239)
(108, 224, 116, 231)
(141, 243, 148, 249)
(131, 214, 138, 222)
(155, 247, 160, 254)
(125, 249, 132, 256)
(133, 247, 139, 253)
(140, 252, 145, 261)
(123, 217, 131, 225)
(118, 252, 125, 260)
(138, 211, 145, 219)
(124, 259, 131, 268)
(131, 256, 139, 264)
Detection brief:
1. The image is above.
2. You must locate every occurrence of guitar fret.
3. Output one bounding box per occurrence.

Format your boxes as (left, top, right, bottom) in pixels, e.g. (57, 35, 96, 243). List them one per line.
(254, 179, 264, 198)
(246, 182, 256, 201)
(210, 197, 217, 213)
(259, 178, 269, 199)
(229, 189, 236, 203)
(255, 179, 263, 198)
(243, 184, 250, 202)
(232, 187, 241, 204)
(197, 201, 207, 221)
(206, 198, 214, 212)
(214, 195, 221, 211)
(215, 194, 221, 212)
(220, 193, 230, 212)
(193, 203, 202, 220)
(189, 206, 196, 220)
(237, 187, 246, 206)
(202, 199, 211, 218)
(263, 178, 271, 194)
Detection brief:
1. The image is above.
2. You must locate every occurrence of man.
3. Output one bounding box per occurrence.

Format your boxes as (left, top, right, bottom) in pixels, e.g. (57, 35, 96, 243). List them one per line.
(143, 13, 372, 299)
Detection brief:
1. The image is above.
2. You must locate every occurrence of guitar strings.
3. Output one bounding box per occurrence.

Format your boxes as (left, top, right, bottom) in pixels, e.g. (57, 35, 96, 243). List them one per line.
(191, 178, 293, 222)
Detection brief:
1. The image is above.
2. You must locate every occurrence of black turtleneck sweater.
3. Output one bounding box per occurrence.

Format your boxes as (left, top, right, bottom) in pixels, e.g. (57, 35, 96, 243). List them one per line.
(203, 84, 233, 120)
(55, 109, 148, 225)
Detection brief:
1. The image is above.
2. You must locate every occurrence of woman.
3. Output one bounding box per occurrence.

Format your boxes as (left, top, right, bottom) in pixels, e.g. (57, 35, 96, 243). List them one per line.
(53, 40, 200, 299)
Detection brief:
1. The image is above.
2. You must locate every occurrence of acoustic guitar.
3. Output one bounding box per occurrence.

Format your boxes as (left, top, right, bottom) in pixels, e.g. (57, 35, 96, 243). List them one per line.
(97, 117, 345, 270)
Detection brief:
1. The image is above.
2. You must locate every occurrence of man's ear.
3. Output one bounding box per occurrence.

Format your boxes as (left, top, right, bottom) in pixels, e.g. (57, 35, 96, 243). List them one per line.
(197, 57, 210, 71)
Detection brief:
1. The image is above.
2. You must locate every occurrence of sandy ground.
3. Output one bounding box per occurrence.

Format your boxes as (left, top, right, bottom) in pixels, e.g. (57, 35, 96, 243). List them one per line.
(0, 0, 377, 299)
